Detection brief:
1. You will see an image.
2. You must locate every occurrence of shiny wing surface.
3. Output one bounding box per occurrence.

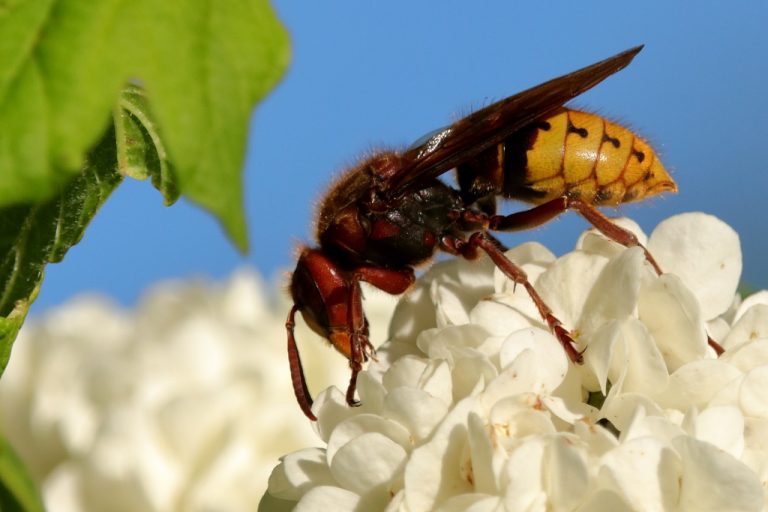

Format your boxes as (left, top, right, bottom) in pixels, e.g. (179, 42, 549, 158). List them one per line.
(385, 45, 644, 196)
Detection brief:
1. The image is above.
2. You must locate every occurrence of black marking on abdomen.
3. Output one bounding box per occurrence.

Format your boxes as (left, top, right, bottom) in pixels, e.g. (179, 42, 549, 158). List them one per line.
(602, 133, 621, 148)
(595, 187, 614, 203)
(567, 121, 589, 138)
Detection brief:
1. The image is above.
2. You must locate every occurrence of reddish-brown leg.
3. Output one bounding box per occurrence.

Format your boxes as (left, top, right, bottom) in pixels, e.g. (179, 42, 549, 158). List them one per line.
(344, 267, 416, 407)
(477, 197, 661, 273)
(567, 199, 724, 355)
(566, 198, 663, 274)
(286, 305, 317, 421)
(442, 231, 582, 363)
(475, 196, 724, 356)
(345, 277, 367, 407)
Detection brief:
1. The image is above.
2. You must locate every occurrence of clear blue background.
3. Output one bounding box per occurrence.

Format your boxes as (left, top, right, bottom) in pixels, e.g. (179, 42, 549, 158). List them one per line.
(32, 0, 768, 313)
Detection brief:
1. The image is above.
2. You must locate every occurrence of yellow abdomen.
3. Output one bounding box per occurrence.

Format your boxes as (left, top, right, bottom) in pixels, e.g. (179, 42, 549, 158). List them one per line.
(518, 108, 676, 206)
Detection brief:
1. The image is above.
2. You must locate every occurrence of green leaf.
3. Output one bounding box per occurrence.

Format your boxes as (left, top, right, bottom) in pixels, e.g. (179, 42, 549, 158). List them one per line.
(122, 0, 290, 250)
(115, 84, 178, 204)
(0, 83, 176, 376)
(0, 124, 122, 373)
(0, 289, 34, 384)
(0, 435, 44, 512)
(0, 0, 290, 250)
(0, 0, 131, 202)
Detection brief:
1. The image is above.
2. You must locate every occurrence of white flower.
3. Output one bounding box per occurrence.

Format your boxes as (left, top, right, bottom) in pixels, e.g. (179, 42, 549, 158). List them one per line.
(2, 212, 764, 511)
(0, 270, 397, 511)
(266, 213, 768, 512)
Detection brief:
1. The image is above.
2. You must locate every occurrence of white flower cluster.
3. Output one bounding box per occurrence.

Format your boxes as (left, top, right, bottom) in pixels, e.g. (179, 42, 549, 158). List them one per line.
(2, 213, 765, 511)
(0, 271, 393, 511)
(265, 213, 768, 512)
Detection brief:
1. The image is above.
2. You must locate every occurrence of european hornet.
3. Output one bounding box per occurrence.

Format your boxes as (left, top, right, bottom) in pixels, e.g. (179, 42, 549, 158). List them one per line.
(286, 46, 722, 421)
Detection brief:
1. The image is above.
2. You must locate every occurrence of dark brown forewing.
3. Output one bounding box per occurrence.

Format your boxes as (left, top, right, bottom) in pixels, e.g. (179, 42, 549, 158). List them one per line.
(385, 45, 644, 196)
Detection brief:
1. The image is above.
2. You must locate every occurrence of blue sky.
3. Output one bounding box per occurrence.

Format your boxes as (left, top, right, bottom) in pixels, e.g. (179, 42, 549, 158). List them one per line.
(32, 0, 768, 313)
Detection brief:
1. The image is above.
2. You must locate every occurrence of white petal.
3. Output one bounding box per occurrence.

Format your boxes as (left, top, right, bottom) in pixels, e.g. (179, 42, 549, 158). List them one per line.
(502, 437, 547, 512)
(540, 395, 586, 425)
(494, 242, 556, 295)
(313, 387, 359, 444)
(708, 374, 745, 408)
(383, 387, 449, 442)
(588, 319, 669, 397)
(383, 489, 406, 512)
(497, 328, 568, 393)
(741, 417, 768, 486)
(706, 316, 732, 344)
(674, 436, 763, 512)
(600, 392, 664, 434)
(504, 242, 557, 268)
(734, 291, 768, 323)
(365, 339, 422, 384)
(326, 414, 411, 465)
(573, 420, 619, 459)
(575, 489, 633, 512)
(503, 492, 546, 512)
(267, 448, 335, 501)
(482, 357, 547, 412)
(575, 217, 648, 258)
(718, 292, 743, 325)
(553, 357, 589, 405)
(447, 253, 496, 292)
(648, 213, 742, 319)
(598, 437, 680, 510)
(404, 399, 479, 510)
(433, 280, 473, 327)
(469, 299, 537, 336)
(467, 412, 498, 495)
(382, 355, 454, 406)
(329, 432, 406, 502)
(382, 355, 430, 390)
(409, 257, 496, 331)
(188, 433, 280, 510)
(356, 371, 386, 415)
(258, 491, 296, 511)
(722, 304, 768, 350)
(42, 464, 87, 512)
(543, 434, 589, 509)
(723, 339, 768, 372)
(496, 263, 549, 299)
(389, 283, 439, 343)
(578, 247, 647, 336)
(80, 408, 182, 511)
(621, 411, 685, 446)
(535, 252, 609, 328)
(582, 320, 621, 394)
(294, 485, 361, 512)
(638, 274, 708, 371)
(422, 361, 455, 406)
(416, 324, 491, 362)
(490, 278, 545, 324)
(739, 366, 768, 419)
(656, 359, 742, 411)
(489, 396, 557, 443)
(692, 405, 744, 458)
(436, 494, 503, 512)
(452, 356, 498, 402)
(620, 320, 669, 395)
